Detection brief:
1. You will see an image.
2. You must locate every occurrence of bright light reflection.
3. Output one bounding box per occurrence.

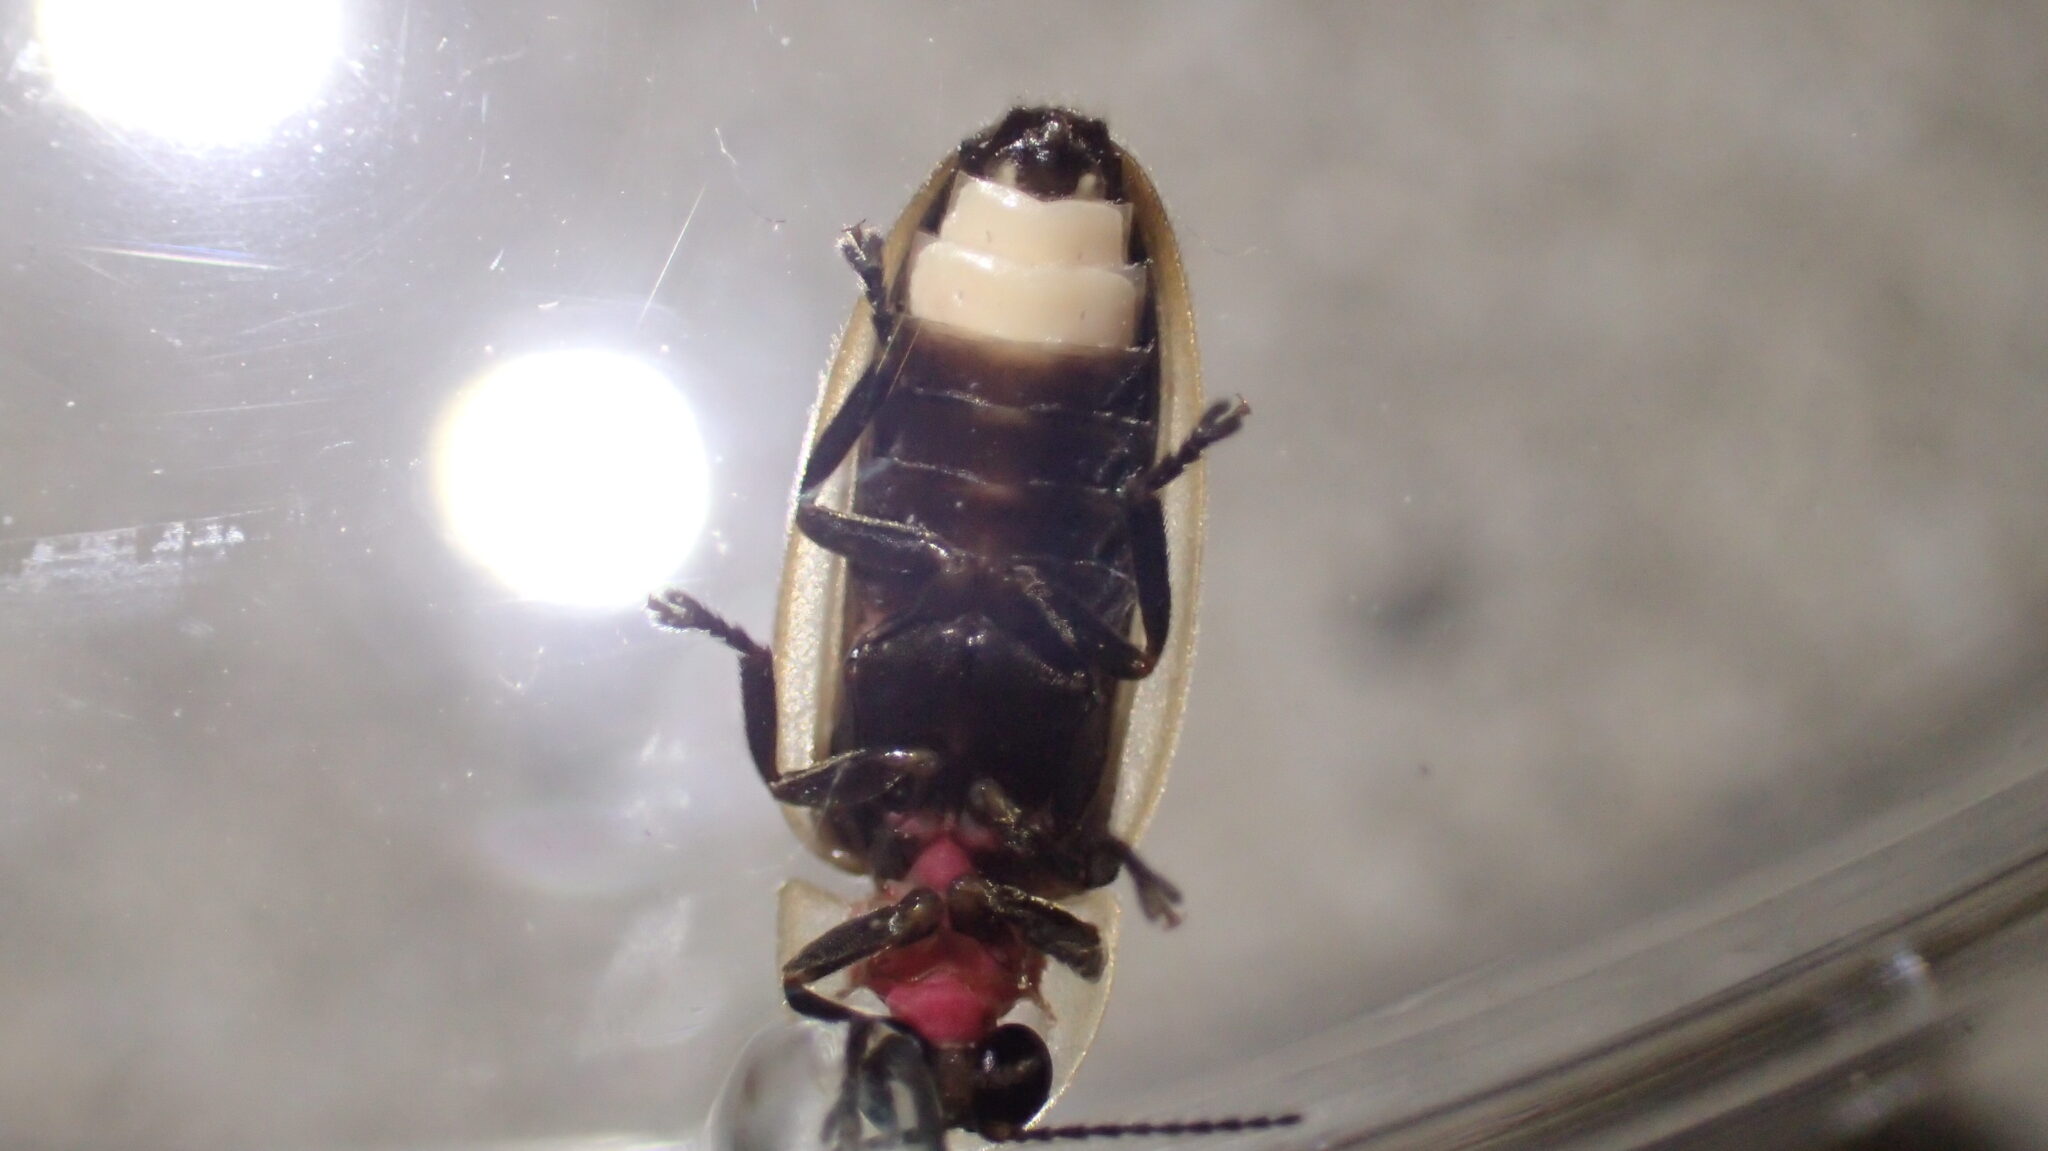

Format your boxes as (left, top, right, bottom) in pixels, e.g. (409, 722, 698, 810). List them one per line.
(37, 0, 342, 147)
(434, 350, 711, 609)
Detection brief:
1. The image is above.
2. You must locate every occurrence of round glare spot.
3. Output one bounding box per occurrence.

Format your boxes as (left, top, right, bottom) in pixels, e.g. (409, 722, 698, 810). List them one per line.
(433, 350, 710, 609)
(36, 0, 343, 148)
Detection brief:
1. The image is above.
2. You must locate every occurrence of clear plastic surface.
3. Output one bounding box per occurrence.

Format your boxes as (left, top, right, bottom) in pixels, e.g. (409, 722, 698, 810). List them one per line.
(6, 6, 2048, 1151)
(1124, 671, 2048, 1149)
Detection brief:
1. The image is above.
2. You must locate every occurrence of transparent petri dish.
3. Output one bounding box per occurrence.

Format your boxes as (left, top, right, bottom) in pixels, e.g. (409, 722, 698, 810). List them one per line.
(3, 6, 2045, 1151)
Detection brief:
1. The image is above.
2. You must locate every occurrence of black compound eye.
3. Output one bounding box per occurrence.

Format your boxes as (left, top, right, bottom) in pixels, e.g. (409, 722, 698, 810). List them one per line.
(969, 1023, 1053, 1137)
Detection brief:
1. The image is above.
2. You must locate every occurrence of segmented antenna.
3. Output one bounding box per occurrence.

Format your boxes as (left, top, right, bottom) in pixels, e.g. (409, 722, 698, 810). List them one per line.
(997, 1113, 1302, 1142)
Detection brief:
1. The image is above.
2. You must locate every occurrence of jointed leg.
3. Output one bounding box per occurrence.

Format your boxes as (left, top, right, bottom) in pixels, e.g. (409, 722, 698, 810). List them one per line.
(1131, 397, 1250, 500)
(819, 1012, 873, 1151)
(939, 399, 1251, 681)
(1119, 396, 1252, 675)
(784, 888, 945, 993)
(799, 227, 907, 494)
(968, 779, 1185, 929)
(647, 589, 778, 785)
(652, 588, 939, 815)
(1090, 839, 1184, 928)
(798, 507, 1147, 682)
(796, 501, 955, 579)
(965, 778, 1049, 860)
(947, 874, 1106, 981)
(819, 1012, 943, 1151)
(1127, 498, 1171, 674)
(782, 890, 942, 1108)
(798, 396, 1247, 685)
(838, 224, 888, 314)
(1001, 565, 1155, 679)
(848, 1022, 945, 1148)
(769, 747, 940, 809)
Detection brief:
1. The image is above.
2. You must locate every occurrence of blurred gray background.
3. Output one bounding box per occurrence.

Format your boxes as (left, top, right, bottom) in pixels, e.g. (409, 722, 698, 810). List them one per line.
(3, 3, 2047, 1148)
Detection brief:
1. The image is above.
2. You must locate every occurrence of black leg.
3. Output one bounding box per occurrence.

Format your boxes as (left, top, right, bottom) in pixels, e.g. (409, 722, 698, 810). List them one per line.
(768, 746, 941, 809)
(837, 224, 888, 314)
(816, 1016, 945, 1151)
(801, 501, 1150, 688)
(782, 893, 941, 1113)
(1090, 839, 1184, 928)
(852, 1023, 946, 1150)
(1131, 396, 1250, 499)
(819, 1013, 878, 1151)
(786, 983, 871, 1028)
(799, 225, 899, 493)
(965, 778, 1051, 860)
(801, 396, 1244, 689)
(947, 874, 1106, 981)
(968, 778, 1185, 929)
(801, 362, 890, 495)
(1126, 497, 1172, 676)
(947, 559, 1148, 679)
(784, 888, 945, 989)
(1004, 565, 1154, 679)
(796, 500, 955, 579)
(650, 588, 940, 819)
(647, 589, 779, 786)
(1119, 396, 1252, 675)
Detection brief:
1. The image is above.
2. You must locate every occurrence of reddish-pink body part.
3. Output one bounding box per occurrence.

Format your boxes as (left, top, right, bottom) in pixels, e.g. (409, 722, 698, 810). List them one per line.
(906, 835, 976, 891)
(857, 831, 1041, 1046)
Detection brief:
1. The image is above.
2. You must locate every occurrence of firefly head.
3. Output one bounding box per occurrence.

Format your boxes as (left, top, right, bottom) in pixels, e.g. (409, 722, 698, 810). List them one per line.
(928, 1022, 1054, 1140)
(959, 106, 1123, 201)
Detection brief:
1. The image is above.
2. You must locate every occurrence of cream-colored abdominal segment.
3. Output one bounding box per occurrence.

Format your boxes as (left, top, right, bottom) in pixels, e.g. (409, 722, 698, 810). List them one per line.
(939, 175, 1132, 266)
(906, 174, 1145, 349)
(908, 237, 1142, 349)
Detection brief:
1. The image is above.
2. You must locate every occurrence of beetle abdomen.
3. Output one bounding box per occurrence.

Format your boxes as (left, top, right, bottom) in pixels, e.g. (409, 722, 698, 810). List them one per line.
(848, 142, 1163, 576)
(874, 389, 1147, 488)
(825, 120, 1175, 865)
(872, 321, 1151, 413)
(855, 465, 1124, 564)
(842, 617, 1113, 818)
(906, 173, 1144, 350)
